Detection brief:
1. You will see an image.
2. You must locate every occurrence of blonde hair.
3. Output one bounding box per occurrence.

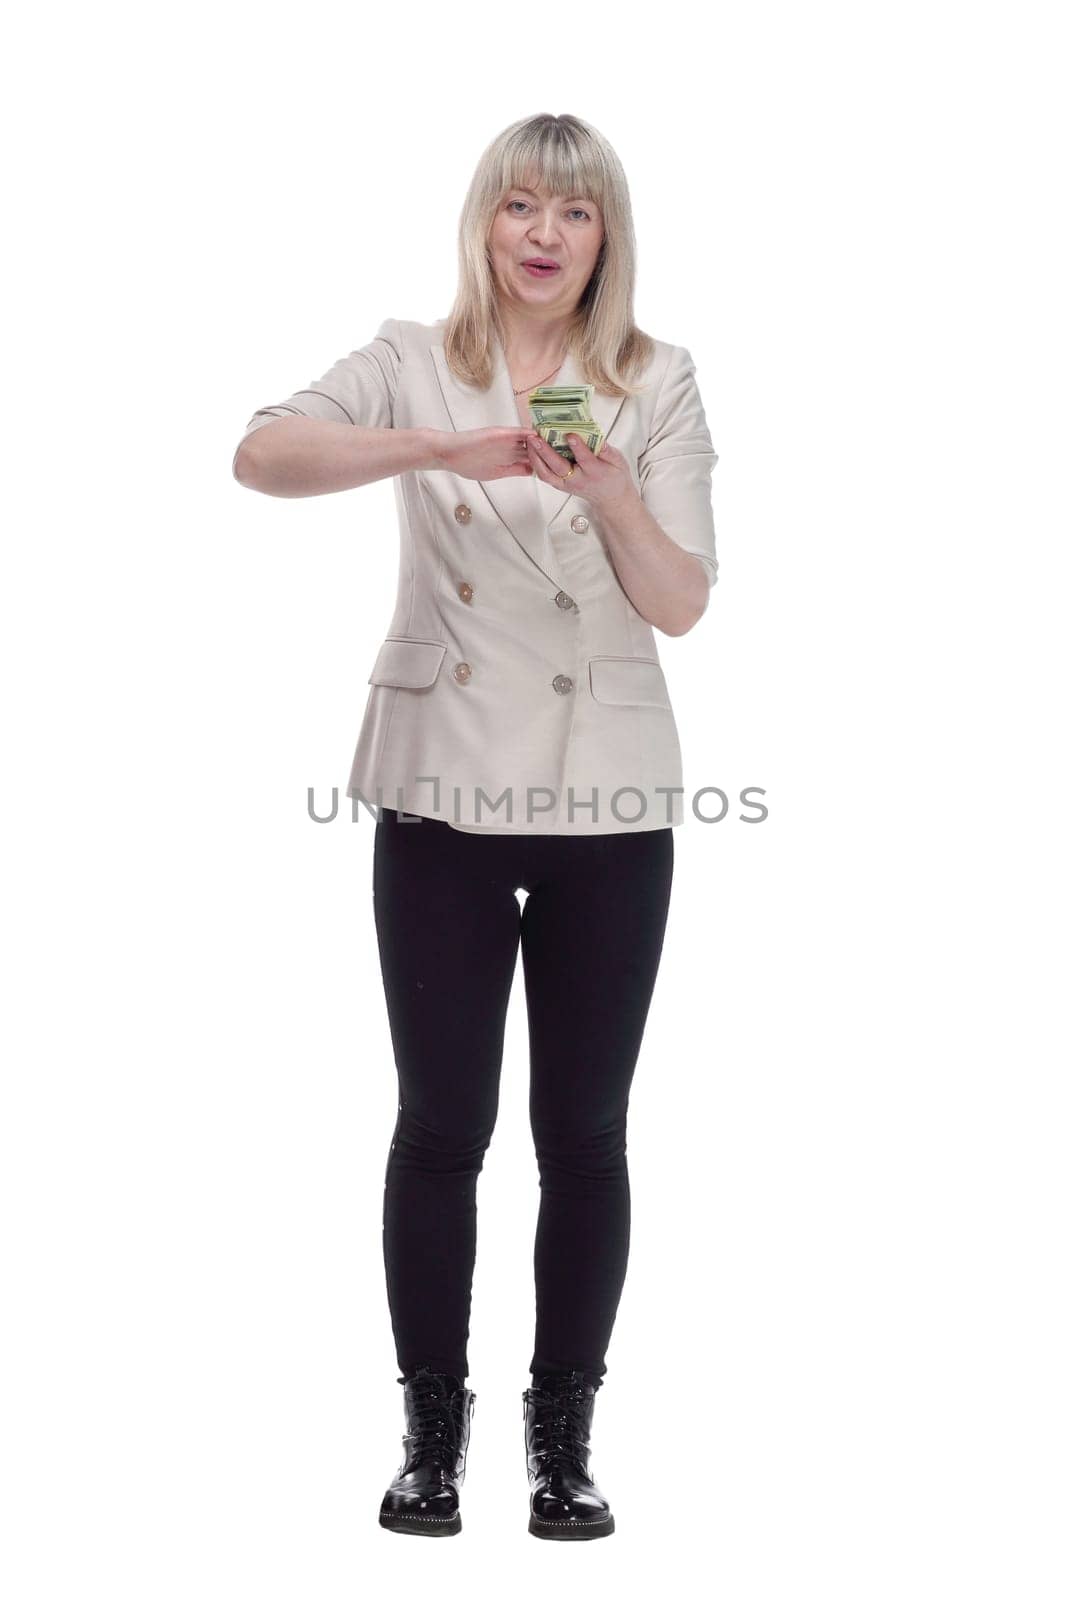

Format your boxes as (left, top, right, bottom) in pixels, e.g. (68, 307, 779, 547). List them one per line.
(443, 113, 656, 400)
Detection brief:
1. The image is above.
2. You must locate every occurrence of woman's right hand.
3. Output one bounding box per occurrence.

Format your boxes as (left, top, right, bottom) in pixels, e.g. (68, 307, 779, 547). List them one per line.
(434, 427, 534, 482)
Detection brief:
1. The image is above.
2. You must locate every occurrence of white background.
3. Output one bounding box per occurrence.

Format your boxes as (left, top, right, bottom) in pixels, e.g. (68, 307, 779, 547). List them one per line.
(3, 1, 1064, 1594)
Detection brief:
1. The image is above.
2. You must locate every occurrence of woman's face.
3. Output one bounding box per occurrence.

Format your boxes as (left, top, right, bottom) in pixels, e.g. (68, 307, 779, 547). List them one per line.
(488, 177, 604, 319)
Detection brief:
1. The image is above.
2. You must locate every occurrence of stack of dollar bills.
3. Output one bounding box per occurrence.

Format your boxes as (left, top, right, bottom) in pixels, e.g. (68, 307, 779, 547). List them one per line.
(525, 384, 604, 462)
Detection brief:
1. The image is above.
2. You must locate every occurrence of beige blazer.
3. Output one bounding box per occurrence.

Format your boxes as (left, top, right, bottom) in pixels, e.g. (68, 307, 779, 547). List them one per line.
(235, 317, 719, 834)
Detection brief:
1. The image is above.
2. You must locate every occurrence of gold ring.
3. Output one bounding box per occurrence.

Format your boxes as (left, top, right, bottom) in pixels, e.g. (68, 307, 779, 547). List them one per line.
(564, 463, 576, 479)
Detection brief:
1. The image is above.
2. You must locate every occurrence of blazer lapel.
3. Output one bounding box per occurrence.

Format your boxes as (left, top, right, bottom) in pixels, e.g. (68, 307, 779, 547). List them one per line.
(429, 334, 627, 589)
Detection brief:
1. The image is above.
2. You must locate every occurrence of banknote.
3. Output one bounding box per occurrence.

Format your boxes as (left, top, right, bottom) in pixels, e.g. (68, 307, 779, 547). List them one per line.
(525, 384, 603, 461)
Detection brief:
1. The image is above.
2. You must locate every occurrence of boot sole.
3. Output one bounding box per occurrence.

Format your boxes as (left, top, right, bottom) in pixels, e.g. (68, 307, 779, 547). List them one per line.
(379, 1508, 461, 1536)
(528, 1511, 615, 1539)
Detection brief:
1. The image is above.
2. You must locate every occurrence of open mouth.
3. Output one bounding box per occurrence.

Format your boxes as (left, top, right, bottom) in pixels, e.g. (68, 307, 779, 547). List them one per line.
(522, 261, 561, 277)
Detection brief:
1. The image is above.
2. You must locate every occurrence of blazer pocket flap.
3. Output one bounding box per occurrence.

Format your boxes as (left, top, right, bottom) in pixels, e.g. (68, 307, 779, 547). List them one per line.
(588, 655, 672, 709)
(368, 636, 447, 689)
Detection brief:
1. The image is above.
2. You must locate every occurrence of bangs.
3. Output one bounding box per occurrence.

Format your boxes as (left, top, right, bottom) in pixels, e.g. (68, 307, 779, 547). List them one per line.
(502, 127, 605, 209)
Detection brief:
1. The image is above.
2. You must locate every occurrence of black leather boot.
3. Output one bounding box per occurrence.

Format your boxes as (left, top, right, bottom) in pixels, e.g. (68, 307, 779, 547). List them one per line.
(523, 1370, 615, 1539)
(379, 1365, 476, 1536)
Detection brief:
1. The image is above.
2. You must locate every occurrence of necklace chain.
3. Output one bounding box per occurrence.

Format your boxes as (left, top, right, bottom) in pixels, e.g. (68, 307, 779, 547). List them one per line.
(512, 358, 565, 396)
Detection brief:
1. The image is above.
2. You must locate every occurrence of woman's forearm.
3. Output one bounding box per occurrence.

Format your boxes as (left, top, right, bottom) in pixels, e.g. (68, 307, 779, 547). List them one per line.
(232, 417, 448, 498)
(596, 490, 711, 636)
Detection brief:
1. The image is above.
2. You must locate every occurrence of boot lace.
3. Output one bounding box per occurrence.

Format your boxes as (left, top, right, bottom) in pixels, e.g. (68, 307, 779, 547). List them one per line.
(524, 1375, 591, 1469)
(402, 1373, 463, 1470)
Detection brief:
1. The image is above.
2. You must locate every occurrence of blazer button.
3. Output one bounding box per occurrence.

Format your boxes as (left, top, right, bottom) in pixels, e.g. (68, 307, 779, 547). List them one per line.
(454, 504, 472, 525)
(453, 661, 473, 683)
(552, 674, 573, 694)
(570, 514, 589, 533)
(458, 581, 474, 602)
(554, 591, 575, 609)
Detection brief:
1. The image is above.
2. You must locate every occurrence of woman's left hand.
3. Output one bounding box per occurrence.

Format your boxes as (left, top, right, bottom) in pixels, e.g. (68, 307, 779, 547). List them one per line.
(523, 430, 638, 511)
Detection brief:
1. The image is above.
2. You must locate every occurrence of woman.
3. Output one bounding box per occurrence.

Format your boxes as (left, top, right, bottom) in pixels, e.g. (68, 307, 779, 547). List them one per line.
(232, 112, 720, 1541)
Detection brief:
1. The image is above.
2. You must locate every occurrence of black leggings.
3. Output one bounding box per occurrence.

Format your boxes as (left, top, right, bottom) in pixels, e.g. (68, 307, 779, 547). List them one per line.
(372, 806, 674, 1387)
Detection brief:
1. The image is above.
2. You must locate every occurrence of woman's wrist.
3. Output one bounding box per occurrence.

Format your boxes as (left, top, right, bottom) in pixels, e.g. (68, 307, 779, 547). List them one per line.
(418, 428, 453, 471)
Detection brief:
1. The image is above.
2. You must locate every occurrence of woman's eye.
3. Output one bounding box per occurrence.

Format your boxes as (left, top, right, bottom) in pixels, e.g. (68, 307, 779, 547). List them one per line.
(507, 200, 530, 214)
